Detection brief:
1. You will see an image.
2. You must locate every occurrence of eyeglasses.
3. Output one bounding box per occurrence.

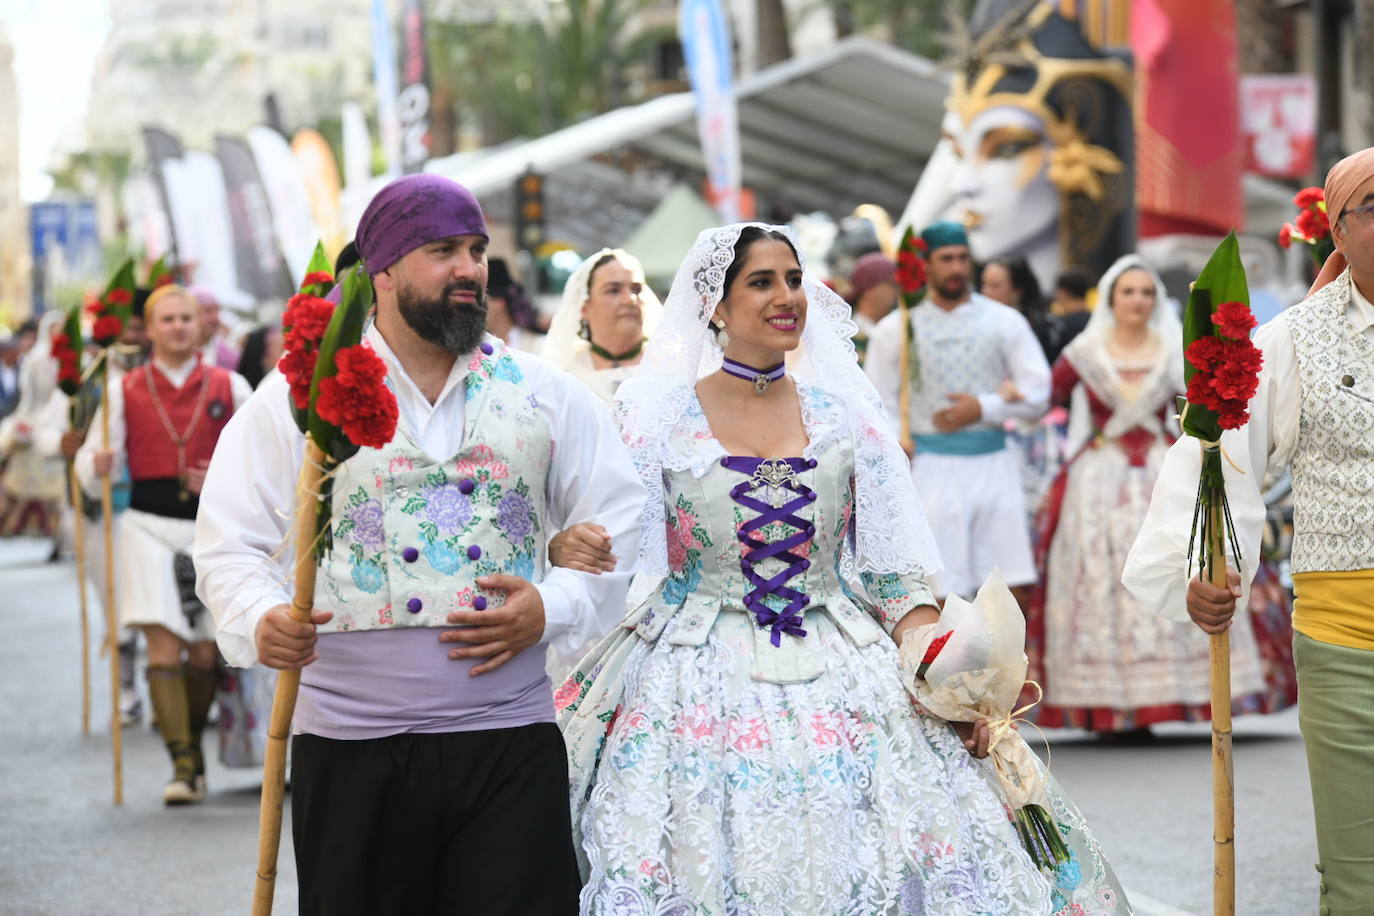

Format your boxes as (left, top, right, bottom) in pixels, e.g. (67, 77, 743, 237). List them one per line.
(1340, 203, 1374, 224)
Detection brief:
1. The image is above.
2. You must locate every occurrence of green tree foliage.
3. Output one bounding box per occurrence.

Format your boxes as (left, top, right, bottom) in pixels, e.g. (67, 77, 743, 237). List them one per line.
(829, 0, 975, 60)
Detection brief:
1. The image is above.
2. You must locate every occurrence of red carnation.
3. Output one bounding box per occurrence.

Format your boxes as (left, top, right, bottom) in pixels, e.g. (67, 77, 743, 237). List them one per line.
(58, 364, 81, 384)
(155, 273, 174, 287)
(301, 271, 335, 290)
(85, 299, 107, 317)
(1185, 336, 1223, 372)
(1212, 301, 1256, 340)
(51, 333, 70, 350)
(284, 294, 334, 344)
(1296, 206, 1329, 241)
(105, 288, 133, 306)
(915, 629, 953, 679)
(1277, 224, 1293, 250)
(279, 347, 318, 410)
(913, 237, 928, 254)
(1293, 187, 1324, 209)
(92, 315, 123, 344)
(315, 345, 398, 449)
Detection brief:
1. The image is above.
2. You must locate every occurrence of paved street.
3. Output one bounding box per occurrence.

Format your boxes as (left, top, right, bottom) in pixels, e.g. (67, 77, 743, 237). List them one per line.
(1, 537, 1317, 915)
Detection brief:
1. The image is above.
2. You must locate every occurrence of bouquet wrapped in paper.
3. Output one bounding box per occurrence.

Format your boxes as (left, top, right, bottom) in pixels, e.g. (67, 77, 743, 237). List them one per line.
(898, 571, 1069, 869)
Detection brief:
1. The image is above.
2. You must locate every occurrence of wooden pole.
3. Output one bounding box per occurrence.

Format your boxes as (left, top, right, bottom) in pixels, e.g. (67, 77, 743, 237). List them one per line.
(70, 464, 91, 736)
(253, 439, 326, 916)
(99, 380, 123, 806)
(1208, 497, 1235, 916)
(898, 300, 912, 447)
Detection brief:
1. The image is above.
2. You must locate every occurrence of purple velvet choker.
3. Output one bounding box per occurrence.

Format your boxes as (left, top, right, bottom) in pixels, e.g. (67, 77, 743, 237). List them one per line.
(721, 357, 785, 395)
(720, 455, 817, 647)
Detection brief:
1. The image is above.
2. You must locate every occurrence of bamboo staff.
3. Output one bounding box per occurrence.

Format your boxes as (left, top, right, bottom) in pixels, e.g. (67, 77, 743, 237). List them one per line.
(99, 380, 123, 805)
(70, 464, 91, 735)
(1207, 499, 1234, 915)
(253, 439, 327, 916)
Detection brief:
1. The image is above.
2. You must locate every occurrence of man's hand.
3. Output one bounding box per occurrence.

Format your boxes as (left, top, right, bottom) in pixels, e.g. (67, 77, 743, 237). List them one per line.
(998, 379, 1024, 404)
(548, 523, 615, 574)
(60, 430, 85, 460)
(933, 392, 982, 432)
(1186, 569, 1242, 634)
(255, 604, 334, 669)
(951, 718, 993, 759)
(440, 574, 545, 675)
(183, 460, 210, 495)
(93, 448, 114, 477)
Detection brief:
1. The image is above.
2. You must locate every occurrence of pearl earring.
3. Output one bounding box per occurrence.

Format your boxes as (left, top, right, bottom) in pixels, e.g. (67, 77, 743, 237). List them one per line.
(714, 320, 730, 349)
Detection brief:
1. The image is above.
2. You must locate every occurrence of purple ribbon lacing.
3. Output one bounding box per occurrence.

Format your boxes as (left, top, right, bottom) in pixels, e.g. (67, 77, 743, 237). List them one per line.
(720, 455, 817, 647)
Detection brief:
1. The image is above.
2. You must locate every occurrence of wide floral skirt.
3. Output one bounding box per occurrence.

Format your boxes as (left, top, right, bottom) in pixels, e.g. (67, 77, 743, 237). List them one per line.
(558, 611, 1127, 916)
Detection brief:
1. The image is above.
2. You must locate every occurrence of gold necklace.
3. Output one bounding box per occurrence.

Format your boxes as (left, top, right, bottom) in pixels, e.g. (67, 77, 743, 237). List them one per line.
(143, 361, 213, 502)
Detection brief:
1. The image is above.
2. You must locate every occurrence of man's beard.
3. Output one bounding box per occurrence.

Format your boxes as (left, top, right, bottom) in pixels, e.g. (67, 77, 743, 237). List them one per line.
(934, 275, 968, 300)
(398, 280, 489, 354)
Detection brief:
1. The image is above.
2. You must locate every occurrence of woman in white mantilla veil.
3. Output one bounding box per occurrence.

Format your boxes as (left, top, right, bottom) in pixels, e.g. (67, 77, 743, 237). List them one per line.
(556, 223, 1127, 915)
(543, 248, 662, 404)
(1025, 254, 1296, 733)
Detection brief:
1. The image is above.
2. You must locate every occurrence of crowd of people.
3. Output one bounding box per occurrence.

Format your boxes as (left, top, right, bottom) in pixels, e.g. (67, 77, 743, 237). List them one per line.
(2, 148, 1370, 912)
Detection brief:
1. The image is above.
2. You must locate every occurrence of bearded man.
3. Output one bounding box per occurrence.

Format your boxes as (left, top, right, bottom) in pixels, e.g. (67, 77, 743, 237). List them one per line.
(864, 221, 1050, 601)
(194, 174, 645, 914)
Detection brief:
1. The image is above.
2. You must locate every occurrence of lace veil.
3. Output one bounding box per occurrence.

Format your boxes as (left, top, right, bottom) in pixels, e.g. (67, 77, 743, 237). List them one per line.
(542, 248, 663, 375)
(615, 222, 942, 578)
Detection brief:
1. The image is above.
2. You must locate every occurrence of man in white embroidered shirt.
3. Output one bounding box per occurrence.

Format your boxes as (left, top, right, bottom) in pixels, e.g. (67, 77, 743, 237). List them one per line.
(194, 174, 645, 915)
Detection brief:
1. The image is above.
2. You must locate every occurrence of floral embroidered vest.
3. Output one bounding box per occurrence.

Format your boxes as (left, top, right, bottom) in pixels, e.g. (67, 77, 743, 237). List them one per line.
(315, 339, 552, 632)
(1287, 271, 1374, 574)
(908, 295, 1011, 434)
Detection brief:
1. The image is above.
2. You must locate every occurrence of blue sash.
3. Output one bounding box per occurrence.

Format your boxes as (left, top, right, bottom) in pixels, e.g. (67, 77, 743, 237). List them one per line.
(913, 429, 1007, 456)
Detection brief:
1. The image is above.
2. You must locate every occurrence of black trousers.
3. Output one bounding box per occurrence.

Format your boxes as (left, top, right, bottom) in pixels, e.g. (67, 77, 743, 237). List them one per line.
(291, 722, 580, 915)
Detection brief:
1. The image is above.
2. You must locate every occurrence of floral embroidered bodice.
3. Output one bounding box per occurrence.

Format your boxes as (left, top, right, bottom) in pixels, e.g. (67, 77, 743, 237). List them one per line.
(623, 382, 933, 684)
(315, 338, 552, 633)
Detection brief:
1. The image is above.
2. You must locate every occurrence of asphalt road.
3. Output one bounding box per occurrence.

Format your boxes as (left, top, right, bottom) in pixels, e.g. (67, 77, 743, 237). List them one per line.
(0, 537, 1317, 915)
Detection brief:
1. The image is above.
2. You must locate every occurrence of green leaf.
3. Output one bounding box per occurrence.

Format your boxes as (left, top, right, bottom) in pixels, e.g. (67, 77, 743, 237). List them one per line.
(307, 263, 374, 458)
(101, 258, 138, 328)
(145, 255, 170, 288)
(303, 241, 332, 286)
(425, 467, 448, 487)
(402, 496, 427, 514)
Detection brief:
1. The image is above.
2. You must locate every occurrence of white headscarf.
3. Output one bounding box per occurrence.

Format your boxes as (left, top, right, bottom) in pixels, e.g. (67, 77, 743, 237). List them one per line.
(615, 222, 942, 578)
(1063, 253, 1184, 455)
(543, 248, 662, 402)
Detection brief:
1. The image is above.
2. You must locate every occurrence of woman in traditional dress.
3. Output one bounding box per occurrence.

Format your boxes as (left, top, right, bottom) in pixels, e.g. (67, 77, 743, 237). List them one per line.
(542, 248, 661, 403)
(558, 224, 1126, 915)
(0, 311, 68, 541)
(1026, 254, 1295, 733)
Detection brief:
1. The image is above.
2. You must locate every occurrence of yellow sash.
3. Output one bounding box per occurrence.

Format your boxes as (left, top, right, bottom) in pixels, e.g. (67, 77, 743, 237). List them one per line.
(1292, 570, 1374, 651)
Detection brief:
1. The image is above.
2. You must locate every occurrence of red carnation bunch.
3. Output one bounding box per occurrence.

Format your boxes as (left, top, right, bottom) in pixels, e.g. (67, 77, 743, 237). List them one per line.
(896, 236, 928, 295)
(280, 293, 336, 410)
(86, 288, 130, 346)
(301, 270, 335, 292)
(1184, 301, 1264, 430)
(315, 345, 398, 449)
(1278, 187, 1335, 269)
(51, 332, 83, 395)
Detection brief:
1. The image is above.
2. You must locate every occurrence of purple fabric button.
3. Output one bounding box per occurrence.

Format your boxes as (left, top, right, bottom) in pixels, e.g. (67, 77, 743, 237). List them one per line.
(402, 547, 419, 563)
(406, 597, 423, 613)
(467, 545, 482, 561)
(458, 478, 475, 495)
(806, 491, 818, 502)
(473, 595, 488, 611)
(807, 458, 818, 469)
(720, 457, 729, 467)
(480, 341, 494, 355)
(801, 559, 811, 571)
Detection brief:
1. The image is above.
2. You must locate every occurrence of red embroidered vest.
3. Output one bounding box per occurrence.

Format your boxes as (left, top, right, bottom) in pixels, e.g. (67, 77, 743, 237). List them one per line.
(123, 361, 235, 481)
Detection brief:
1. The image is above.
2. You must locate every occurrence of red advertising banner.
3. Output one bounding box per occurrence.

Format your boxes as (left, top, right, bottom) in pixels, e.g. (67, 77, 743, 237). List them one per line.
(1240, 74, 1317, 179)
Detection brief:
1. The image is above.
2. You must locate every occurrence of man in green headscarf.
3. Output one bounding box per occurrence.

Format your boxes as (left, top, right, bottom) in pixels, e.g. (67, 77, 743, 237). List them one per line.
(865, 220, 1051, 601)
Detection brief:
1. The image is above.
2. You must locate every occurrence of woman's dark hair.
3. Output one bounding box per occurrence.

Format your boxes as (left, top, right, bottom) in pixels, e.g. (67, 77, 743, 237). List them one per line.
(585, 252, 622, 296)
(1054, 266, 1093, 300)
(984, 256, 1044, 315)
(335, 241, 361, 275)
(237, 325, 272, 389)
(721, 227, 798, 297)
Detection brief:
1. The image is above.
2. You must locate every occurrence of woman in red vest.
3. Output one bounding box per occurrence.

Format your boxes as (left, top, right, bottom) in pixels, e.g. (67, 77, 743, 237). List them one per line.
(78, 285, 253, 805)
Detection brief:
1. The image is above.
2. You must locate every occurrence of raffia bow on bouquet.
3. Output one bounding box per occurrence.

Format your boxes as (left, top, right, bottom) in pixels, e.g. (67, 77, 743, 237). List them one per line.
(1177, 231, 1264, 916)
(897, 571, 1069, 870)
(253, 245, 399, 916)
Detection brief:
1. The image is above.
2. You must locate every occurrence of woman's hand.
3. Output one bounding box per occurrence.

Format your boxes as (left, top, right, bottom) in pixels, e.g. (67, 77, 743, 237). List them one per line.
(547, 523, 616, 574)
(951, 718, 993, 759)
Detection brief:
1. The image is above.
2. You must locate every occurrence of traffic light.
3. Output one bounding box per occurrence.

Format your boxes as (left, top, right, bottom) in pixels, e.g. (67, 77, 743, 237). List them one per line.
(515, 171, 545, 255)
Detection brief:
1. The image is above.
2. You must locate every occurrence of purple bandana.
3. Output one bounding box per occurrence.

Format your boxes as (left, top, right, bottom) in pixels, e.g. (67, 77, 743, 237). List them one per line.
(354, 174, 489, 275)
